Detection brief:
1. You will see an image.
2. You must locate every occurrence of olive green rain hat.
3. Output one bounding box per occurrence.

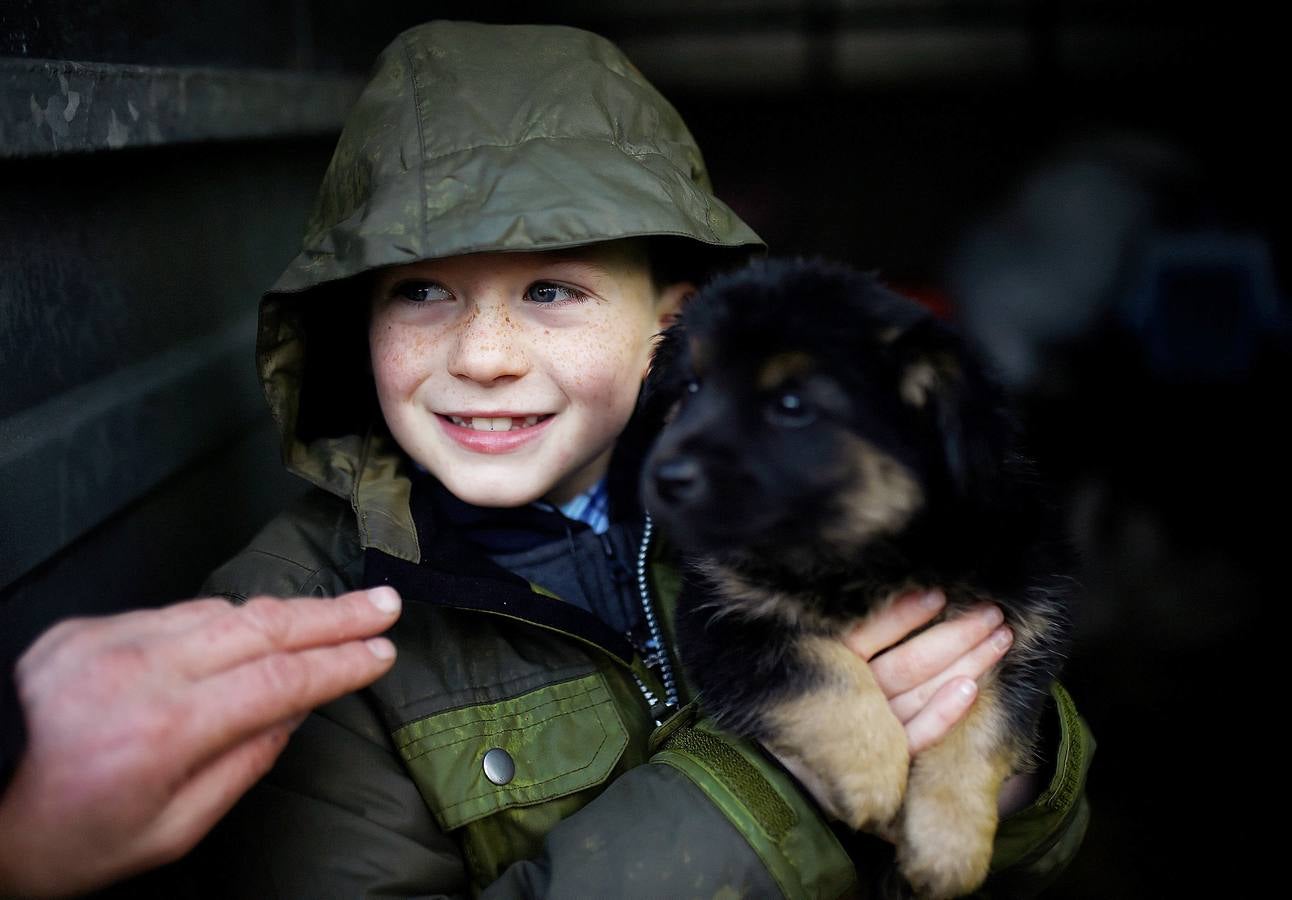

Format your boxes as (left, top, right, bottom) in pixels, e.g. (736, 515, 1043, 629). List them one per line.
(272, 19, 764, 295)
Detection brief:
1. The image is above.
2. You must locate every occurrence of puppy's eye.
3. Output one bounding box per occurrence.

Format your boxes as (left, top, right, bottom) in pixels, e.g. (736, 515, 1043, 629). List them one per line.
(686, 380, 700, 394)
(765, 390, 816, 427)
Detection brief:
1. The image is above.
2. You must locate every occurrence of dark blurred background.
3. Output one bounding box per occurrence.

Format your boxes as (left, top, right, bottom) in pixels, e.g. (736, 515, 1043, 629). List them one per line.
(2, 1, 1284, 895)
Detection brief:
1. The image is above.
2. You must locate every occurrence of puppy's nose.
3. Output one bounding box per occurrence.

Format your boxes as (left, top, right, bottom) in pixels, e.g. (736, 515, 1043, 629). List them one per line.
(652, 457, 704, 506)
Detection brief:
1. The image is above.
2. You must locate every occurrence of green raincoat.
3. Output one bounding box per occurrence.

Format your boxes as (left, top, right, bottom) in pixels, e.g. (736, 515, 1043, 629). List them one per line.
(197, 20, 1094, 898)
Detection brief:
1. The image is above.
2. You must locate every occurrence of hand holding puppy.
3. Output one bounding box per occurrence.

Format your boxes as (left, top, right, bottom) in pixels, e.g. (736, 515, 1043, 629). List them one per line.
(847, 589, 1012, 757)
(0, 588, 401, 898)
(767, 588, 1037, 836)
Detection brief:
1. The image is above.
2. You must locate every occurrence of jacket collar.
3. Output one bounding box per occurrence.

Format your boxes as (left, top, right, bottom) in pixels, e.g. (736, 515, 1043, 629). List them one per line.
(363, 473, 636, 663)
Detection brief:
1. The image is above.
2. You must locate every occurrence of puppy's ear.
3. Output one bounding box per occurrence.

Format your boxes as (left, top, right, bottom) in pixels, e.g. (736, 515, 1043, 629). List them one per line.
(614, 315, 695, 516)
(888, 319, 1013, 501)
(646, 312, 688, 388)
(638, 315, 694, 439)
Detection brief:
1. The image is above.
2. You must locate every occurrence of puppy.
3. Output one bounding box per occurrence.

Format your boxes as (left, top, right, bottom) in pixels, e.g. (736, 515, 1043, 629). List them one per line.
(640, 259, 1072, 898)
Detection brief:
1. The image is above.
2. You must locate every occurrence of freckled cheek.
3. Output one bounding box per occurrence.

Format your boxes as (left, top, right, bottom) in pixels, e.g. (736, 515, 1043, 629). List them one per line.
(574, 329, 649, 407)
(370, 325, 447, 398)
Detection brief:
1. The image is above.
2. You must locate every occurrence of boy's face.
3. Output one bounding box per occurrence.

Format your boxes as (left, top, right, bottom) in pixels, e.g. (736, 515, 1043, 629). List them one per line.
(369, 241, 688, 507)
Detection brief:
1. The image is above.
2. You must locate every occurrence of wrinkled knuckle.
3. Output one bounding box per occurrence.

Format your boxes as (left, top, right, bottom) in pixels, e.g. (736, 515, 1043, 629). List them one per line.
(257, 651, 310, 697)
(249, 728, 292, 775)
(889, 694, 917, 723)
(908, 681, 934, 712)
(27, 616, 96, 666)
(890, 648, 925, 685)
(239, 596, 293, 646)
(120, 703, 187, 761)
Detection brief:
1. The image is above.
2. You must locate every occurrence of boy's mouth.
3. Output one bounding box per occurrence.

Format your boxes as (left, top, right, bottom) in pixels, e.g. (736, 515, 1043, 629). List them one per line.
(442, 414, 553, 432)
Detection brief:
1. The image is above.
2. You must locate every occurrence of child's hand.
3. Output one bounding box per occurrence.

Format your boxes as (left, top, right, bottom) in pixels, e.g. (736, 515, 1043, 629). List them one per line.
(765, 588, 1029, 832)
(843, 590, 1012, 756)
(844, 590, 1039, 819)
(0, 588, 401, 898)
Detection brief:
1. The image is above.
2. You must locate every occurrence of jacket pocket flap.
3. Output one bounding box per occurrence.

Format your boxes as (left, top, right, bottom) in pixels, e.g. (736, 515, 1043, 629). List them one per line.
(393, 672, 629, 831)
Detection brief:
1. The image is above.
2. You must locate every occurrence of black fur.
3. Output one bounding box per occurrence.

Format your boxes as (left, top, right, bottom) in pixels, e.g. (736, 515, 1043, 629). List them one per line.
(641, 257, 1073, 798)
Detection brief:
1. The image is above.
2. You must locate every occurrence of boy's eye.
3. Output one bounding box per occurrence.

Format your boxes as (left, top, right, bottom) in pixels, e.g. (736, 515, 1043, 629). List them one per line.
(392, 280, 452, 304)
(525, 282, 589, 305)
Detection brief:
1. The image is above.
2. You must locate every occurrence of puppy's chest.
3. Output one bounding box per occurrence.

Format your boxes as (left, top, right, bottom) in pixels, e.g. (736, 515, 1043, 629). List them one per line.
(712, 568, 996, 636)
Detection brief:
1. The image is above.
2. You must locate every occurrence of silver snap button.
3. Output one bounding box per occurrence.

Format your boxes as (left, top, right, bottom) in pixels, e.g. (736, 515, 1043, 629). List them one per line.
(482, 747, 515, 786)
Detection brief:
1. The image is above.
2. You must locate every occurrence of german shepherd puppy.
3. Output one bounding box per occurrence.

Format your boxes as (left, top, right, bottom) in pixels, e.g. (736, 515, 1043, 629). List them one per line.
(640, 259, 1072, 898)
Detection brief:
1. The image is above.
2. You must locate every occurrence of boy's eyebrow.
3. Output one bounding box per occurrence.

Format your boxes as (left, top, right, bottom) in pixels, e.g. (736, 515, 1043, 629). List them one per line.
(536, 251, 614, 279)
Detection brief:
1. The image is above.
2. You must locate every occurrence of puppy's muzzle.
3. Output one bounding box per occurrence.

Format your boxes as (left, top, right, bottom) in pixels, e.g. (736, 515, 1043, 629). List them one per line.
(649, 456, 706, 507)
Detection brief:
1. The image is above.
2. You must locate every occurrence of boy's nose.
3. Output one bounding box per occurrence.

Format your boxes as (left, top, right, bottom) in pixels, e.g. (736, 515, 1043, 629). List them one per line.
(448, 305, 530, 384)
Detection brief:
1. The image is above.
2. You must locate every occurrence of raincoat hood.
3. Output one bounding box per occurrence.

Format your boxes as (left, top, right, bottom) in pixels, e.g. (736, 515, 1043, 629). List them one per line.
(256, 20, 763, 562)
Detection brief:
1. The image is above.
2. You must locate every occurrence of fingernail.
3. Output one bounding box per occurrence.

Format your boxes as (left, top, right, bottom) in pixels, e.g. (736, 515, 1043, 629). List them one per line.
(957, 679, 978, 702)
(992, 626, 1013, 651)
(367, 587, 401, 614)
(980, 605, 1004, 628)
(366, 637, 396, 660)
(921, 589, 945, 610)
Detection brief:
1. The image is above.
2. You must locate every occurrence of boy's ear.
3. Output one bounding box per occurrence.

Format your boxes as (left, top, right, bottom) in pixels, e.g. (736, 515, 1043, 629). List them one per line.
(655, 281, 697, 331)
(643, 281, 697, 381)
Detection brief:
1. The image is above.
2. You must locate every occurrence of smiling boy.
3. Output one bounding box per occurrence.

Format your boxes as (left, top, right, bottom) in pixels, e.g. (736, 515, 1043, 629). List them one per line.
(196, 20, 1093, 897)
(369, 242, 691, 508)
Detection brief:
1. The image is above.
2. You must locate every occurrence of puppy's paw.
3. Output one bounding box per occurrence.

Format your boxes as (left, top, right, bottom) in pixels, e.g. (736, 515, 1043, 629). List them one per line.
(825, 738, 909, 831)
(893, 690, 1014, 899)
(894, 798, 995, 899)
(764, 635, 911, 830)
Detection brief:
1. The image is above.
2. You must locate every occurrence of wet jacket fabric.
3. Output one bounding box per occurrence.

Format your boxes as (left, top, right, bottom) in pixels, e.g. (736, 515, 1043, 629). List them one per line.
(197, 20, 1094, 898)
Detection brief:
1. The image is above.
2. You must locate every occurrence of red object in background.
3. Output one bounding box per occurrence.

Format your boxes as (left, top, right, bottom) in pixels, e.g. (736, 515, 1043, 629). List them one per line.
(892, 283, 955, 321)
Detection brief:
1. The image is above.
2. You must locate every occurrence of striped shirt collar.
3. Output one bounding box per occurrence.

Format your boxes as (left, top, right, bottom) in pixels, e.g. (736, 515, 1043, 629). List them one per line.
(550, 478, 610, 534)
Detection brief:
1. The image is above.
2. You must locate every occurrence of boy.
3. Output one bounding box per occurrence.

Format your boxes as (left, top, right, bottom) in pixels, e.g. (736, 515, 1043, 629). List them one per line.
(198, 20, 1092, 897)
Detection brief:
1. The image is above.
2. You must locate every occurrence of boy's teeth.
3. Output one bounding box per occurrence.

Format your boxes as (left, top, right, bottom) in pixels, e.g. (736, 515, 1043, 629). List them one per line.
(450, 415, 543, 431)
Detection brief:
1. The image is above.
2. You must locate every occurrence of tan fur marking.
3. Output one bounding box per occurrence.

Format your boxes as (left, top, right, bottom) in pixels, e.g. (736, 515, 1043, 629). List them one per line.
(688, 336, 708, 376)
(998, 604, 1060, 774)
(895, 678, 1020, 899)
(756, 351, 816, 391)
(877, 325, 905, 345)
(900, 352, 961, 408)
(900, 360, 939, 408)
(762, 636, 909, 830)
(824, 438, 924, 548)
(1008, 605, 1056, 659)
(694, 561, 834, 631)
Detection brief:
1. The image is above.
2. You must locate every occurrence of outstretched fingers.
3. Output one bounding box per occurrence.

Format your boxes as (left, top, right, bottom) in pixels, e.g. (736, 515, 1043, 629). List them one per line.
(168, 588, 402, 679)
(183, 635, 397, 753)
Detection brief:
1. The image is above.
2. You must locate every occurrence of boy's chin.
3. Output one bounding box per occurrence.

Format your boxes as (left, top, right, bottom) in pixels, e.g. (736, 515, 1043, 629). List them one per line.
(434, 469, 599, 510)
(424, 447, 611, 509)
(439, 477, 548, 509)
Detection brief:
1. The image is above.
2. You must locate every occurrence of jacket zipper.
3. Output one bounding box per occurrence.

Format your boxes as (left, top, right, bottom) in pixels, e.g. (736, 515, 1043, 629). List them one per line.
(629, 514, 678, 723)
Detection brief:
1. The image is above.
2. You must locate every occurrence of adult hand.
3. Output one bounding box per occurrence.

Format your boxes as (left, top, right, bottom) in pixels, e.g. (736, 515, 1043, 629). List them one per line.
(0, 587, 401, 898)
